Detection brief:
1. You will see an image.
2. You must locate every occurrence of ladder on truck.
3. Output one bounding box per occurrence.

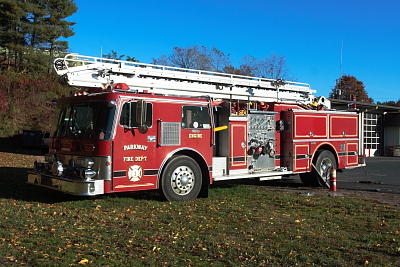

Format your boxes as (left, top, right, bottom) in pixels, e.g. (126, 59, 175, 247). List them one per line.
(54, 54, 329, 107)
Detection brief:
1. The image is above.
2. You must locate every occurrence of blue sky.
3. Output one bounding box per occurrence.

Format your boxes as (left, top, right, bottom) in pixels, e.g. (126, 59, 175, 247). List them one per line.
(66, 0, 400, 103)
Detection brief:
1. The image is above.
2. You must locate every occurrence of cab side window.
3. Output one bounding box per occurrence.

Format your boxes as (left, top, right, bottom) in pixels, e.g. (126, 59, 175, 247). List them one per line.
(120, 101, 153, 128)
(182, 106, 210, 129)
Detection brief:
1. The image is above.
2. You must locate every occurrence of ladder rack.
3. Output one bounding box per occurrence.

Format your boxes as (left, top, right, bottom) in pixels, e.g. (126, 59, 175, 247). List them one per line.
(54, 54, 321, 105)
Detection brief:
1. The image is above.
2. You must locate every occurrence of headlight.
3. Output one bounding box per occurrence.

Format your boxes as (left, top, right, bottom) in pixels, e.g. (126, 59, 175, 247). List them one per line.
(76, 157, 95, 169)
(80, 168, 97, 181)
(52, 161, 64, 176)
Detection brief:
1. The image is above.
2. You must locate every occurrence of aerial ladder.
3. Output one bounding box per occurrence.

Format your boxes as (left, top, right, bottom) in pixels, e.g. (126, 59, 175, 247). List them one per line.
(53, 54, 330, 108)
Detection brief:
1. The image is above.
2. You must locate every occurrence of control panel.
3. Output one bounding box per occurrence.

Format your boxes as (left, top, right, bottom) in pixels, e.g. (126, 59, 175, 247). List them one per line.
(247, 112, 277, 172)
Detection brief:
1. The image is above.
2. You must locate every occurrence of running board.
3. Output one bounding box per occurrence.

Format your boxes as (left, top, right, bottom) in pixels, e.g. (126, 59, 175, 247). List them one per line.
(213, 170, 293, 182)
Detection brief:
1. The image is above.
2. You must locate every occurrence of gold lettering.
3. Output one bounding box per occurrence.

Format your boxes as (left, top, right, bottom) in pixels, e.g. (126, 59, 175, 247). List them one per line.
(189, 134, 203, 138)
(124, 156, 147, 162)
(123, 157, 134, 162)
(123, 144, 148, 151)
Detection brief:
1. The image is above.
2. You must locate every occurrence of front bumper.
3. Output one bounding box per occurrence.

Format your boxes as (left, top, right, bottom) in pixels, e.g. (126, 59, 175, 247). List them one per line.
(27, 172, 104, 196)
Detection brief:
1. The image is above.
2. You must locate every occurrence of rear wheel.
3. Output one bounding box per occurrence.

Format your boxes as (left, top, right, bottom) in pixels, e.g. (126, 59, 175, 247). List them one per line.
(161, 155, 202, 201)
(300, 150, 336, 188)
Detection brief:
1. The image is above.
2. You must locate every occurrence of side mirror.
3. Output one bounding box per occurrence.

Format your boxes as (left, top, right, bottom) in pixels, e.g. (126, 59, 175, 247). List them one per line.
(136, 100, 148, 134)
(138, 124, 148, 134)
(108, 100, 116, 108)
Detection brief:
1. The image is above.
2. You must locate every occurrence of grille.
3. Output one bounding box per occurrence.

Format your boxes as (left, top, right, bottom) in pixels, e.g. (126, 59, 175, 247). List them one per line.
(161, 122, 180, 146)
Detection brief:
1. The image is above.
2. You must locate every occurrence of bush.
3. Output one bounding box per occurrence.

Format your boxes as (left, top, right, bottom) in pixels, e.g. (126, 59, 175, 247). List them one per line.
(0, 70, 70, 137)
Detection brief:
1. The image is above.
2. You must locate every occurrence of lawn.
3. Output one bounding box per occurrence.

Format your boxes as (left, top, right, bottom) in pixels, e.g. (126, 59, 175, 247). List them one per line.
(0, 151, 399, 266)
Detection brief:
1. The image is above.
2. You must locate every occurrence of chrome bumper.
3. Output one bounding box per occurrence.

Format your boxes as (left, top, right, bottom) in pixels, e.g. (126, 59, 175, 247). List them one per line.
(27, 172, 104, 196)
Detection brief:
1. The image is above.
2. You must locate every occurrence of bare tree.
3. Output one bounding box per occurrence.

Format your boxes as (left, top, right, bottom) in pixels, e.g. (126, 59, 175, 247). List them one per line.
(152, 54, 168, 66)
(209, 47, 230, 72)
(222, 65, 248, 76)
(153, 45, 295, 81)
(239, 53, 293, 80)
(169, 46, 201, 69)
(152, 45, 230, 72)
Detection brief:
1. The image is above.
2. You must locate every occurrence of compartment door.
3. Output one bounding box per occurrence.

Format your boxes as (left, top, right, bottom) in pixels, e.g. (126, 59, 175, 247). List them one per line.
(229, 119, 247, 171)
(346, 142, 359, 166)
(294, 143, 310, 172)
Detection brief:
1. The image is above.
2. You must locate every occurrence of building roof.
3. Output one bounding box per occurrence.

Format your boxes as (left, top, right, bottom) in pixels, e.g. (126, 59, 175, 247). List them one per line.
(329, 99, 400, 114)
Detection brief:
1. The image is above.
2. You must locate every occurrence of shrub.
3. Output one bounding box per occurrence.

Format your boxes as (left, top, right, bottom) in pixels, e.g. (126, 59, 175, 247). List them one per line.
(0, 70, 70, 137)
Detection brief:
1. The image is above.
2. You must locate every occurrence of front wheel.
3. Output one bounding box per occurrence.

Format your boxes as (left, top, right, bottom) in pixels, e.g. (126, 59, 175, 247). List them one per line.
(161, 155, 202, 201)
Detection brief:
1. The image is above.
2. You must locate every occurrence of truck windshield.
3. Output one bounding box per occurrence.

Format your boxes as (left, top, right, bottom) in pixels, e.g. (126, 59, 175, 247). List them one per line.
(53, 101, 115, 140)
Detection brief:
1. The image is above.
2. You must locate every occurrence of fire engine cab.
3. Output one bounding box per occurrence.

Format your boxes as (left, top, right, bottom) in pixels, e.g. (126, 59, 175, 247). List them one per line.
(28, 54, 365, 201)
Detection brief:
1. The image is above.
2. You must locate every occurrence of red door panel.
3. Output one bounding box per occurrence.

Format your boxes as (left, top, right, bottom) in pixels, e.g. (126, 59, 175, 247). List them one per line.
(294, 143, 310, 172)
(330, 115, 358, 138)
(229, 120, 247, 170)
(294, 114, 328, 139)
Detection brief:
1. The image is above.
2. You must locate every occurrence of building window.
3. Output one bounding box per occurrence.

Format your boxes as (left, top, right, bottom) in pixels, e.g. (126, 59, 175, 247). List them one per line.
(364, 113, 381, 153)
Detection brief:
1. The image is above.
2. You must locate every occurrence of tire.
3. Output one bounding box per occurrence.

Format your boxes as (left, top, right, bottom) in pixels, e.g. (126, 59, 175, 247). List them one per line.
(161, 155, 202, 201)
(300, 150, 336, 188)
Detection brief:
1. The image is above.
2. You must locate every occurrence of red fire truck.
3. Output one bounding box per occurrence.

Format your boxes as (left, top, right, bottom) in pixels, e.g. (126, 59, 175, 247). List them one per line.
(28, 54, 365, 201)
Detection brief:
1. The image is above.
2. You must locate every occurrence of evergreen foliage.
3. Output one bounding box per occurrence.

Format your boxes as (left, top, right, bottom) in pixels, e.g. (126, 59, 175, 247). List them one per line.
(376, 99, 400, 107)
(0, 0, 77, 137)
(0, 0, 77, 72)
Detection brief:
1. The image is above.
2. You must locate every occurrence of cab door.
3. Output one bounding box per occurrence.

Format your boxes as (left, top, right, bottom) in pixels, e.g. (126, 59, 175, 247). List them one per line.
(111, 99, 158, 192)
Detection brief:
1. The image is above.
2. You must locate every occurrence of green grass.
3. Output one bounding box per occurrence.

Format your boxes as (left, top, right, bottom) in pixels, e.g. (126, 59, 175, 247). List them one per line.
(0, 151, 399, 266)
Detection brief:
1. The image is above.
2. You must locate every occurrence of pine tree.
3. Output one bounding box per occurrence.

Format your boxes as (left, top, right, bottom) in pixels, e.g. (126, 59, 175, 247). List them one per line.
(0, 0, 29, 69)
(0, 0, 77, 73)
(37, 0, 77, 73)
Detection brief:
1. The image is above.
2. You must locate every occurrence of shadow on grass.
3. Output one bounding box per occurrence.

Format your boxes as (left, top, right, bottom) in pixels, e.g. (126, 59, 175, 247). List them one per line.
(0, 167, 165, 204)
(1, 164, 309, 205)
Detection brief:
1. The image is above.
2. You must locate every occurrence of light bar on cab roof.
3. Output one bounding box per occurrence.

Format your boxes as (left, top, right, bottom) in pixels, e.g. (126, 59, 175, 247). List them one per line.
(113, 83, 130, 90)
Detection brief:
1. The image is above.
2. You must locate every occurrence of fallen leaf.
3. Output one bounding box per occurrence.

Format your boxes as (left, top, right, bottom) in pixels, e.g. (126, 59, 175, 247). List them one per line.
(78, 258, 89, 264)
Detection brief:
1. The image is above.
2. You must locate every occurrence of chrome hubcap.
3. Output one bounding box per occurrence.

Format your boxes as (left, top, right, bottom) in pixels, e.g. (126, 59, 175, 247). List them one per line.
(320, 159, 332, 182)
(171, 166, 195, 195)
